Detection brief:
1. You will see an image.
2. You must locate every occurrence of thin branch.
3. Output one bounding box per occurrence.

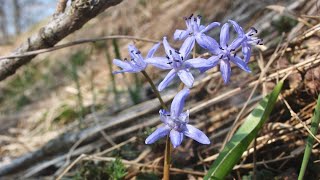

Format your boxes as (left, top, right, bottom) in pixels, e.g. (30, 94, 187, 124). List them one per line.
(0, 0, 124, 81)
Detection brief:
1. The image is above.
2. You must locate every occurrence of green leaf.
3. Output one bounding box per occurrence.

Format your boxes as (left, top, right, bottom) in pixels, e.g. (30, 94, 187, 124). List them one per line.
(204, 82, 283, 180)
(298, 94, 320, 180)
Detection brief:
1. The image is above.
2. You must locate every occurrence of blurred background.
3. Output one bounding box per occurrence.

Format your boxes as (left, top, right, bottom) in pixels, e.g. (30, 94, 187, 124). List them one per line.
(0, 0, 319, 179)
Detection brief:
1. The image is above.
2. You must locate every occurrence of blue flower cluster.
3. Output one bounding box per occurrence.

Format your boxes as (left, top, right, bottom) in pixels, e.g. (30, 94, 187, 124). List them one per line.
(113, 14, 261, 148)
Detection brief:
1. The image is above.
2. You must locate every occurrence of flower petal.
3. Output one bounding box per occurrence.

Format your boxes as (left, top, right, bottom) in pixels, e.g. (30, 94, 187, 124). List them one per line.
(201, 22, 220, 33)
(158, 69, 177, 91)
(185, 58, 215, 69)
(198, 56, 220, 73)
(174, 29, 189, 41)
(184, 124, 210, 144)
(228, 20, 245, 36)
(113, 59, 131, 69)
(177, 70, 194, 88)
(230, 56, 251, 73)
(228, 36, 245, 51)
(145, 57, 172, 70)
(220, 23, 230, 49)
(163, 37, 175, 56)
(179, 36, 195, 59)
(242, 43, 251, 63)
(170, 88, 190, 117)
(220, 59, 231, 84)
(145, 125, 171, 144)
(196, 35, 221, 54)
(146, 42, 161, 59)
(159, 109, 171, 124)
(170, 130, 184, 148)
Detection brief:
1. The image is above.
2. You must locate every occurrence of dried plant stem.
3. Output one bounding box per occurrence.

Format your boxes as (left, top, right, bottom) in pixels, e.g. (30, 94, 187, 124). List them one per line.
(164, 135, 172, 180)
(141, 70, 167, 110)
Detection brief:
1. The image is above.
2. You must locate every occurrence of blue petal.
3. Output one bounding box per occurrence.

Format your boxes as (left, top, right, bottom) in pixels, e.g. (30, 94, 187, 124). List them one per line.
(145, 125, 171, 144)
(201, 22, 220, 33)
(228, 36, 245, 51)
(158, 69, 176, 91)
(174, 29, 188, 41)
(177, 70, 194, 88)
(220, 23, 230, 49)
(196, 35, 221, 54)
(159, 109, 171, 124)
(228, 20, 245, 36)
(242, 43, 251, 63)
(146, 42, 161, 59)
(179, 110, 189, 123)
(230, 56, 251, 73)
(170, 88, 190, 117)
(170, 130, 184, 148)
(184, 124, 210, 144)
(179, 36, 195, 59)
(145, 57, 172, 70)
(197, 56, 220, 73)
(185, 58, 215, 69)
(220, 59, 231, 84)
(163, 37, 175, 56)
(113, 59, 131, 69)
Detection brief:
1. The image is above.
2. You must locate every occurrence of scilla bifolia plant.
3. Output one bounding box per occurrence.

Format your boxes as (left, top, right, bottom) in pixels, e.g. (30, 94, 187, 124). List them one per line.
(113, 14, 261, 179)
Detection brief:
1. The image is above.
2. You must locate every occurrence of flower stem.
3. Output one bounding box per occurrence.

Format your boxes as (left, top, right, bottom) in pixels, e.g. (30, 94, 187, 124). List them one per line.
(141, 70, 171, 179)
(141, 70, 167, 110)
(163, 135, 172, 180)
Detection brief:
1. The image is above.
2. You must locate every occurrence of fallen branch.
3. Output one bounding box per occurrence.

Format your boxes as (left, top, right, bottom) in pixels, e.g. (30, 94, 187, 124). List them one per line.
(0, 0, 123, 81)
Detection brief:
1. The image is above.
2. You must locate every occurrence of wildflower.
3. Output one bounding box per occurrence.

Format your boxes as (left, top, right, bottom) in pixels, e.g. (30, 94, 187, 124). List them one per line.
(145, 88, 210, 148)
(203, 23, 251, 83)
(228, 20, 263, 63)
(174, 14, 220, 50)
(145, 37, 215, 91)
(113, 43, 161, 74)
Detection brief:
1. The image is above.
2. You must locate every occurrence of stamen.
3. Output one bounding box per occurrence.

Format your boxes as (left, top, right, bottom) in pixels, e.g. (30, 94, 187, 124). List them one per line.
(230, 49, 235, 52)
(188, 13, 193, 19)
(219, 55, 223, 59)
(183, 17, 188, 20)
(175, 50, 180, 54)
(197, 15, 202, 19)
(219, 46, 224, 50)
(124, 58, 128, 61)
(250, 27, 258, 33)
(194, 17, 197, 22)
(234, 53, 237, 57)
(166, 55, 170, 59)
(174, 60, 180, 62)
(181, 56, 184, 61)
(169, 50, 172, 55)
(135, 51, 141, 54)
(130, 50, 134, 53)
(167, 62, 173, 64)
(131, 58, 134, 61)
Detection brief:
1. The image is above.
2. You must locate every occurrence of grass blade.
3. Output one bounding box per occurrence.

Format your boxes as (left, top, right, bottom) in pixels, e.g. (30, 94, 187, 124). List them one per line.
(204, 81, 283, 180)
(298, 94, 320, 180)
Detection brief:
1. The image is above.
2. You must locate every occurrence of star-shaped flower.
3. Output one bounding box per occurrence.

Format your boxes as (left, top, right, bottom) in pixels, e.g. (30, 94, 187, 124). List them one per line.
(113, 43, 161, 74)
(174, 14, 220, 50)
(228, 20, 263, 63)
(145, 37, 215, 91)
(145, 88, 210, 148)
(202, 23, 251, 83)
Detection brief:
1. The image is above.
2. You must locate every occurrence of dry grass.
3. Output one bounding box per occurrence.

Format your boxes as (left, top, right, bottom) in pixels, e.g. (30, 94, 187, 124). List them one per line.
(0, 0, 320, 179)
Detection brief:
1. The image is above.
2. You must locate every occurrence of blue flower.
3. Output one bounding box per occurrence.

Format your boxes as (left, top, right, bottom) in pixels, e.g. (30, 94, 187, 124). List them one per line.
(228, 20, 263, 63)
(203, 23, 251, 83)
(145, 37, 215, 91)
(113, 43, 161, 74)
(145, 88, 210, 148)
(174, 14, 220, 50)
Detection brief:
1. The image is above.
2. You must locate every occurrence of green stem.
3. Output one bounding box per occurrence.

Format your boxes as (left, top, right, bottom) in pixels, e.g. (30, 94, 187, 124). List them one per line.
(141, 70, 167, 110)
(298, 94, 320, 180)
